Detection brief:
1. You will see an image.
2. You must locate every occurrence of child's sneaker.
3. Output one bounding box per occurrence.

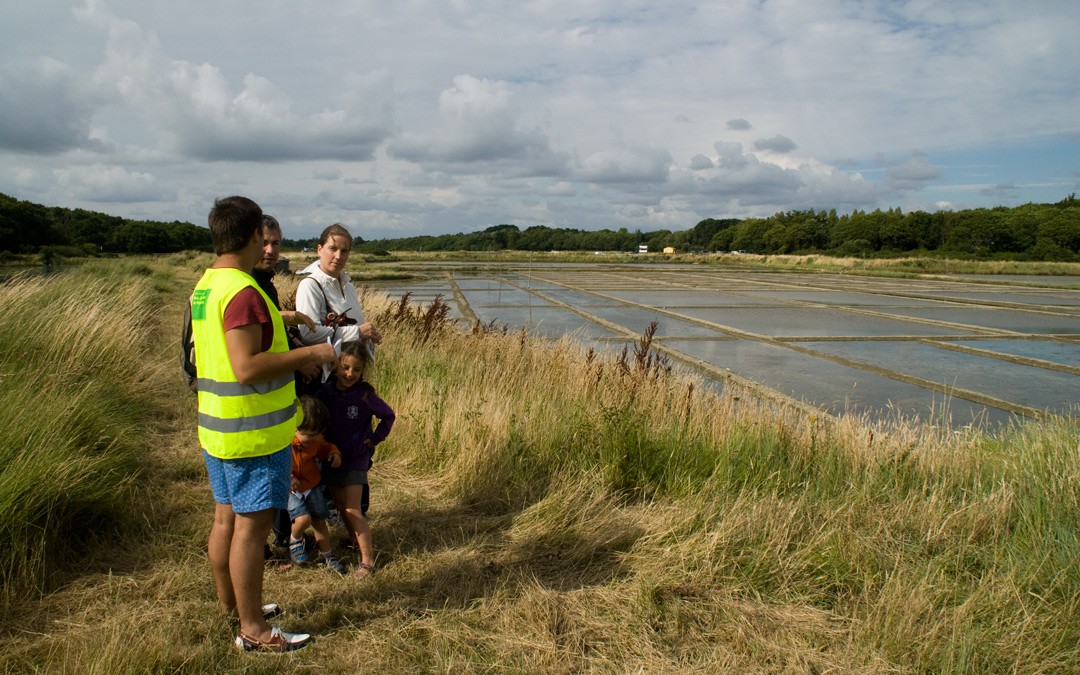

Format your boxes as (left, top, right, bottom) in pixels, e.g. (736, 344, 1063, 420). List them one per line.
(289, 537, 308, 564)
(323, 553, 346, 575)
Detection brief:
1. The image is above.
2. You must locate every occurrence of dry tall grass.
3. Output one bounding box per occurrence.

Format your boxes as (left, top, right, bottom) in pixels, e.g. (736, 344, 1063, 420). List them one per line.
(1, 255, 1078, 673)
(0, 260, 169, 604)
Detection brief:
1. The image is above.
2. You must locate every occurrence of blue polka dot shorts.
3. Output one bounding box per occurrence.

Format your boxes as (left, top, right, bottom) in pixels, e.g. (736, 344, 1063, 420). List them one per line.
(203, 447, 290, 513)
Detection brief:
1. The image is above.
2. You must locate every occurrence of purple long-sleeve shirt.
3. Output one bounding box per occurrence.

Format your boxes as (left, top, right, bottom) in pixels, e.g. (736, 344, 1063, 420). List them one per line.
(316, 378, 395, 472)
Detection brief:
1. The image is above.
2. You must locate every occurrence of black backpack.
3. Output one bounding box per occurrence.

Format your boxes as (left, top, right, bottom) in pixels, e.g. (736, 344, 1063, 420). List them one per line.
(181, 296, 198, 392)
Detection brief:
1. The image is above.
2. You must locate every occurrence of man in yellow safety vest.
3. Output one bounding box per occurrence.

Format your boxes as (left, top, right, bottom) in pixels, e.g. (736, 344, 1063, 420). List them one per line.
(191, 196, 336, 653)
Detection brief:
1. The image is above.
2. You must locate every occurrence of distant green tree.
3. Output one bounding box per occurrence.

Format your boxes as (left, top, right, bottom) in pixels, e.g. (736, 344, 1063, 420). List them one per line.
(0, 194, 58, 253)
(708, 227, 736, 252)
(643, 230, 673, 252)
(14, 190, 1080, 260)
(517, 225, 557, 251)
(730, 218, 770, 253)
(481, 224, 520, 250)
(943, 208, 1029, 255)
(830, 210, 881, 251)
(164, 221, 212, 251)
(908, 210, 943, 250)
(834, 238, 875, 257)
(686, 218, 739, 249)
(879, 214, 919, 251)
(112, 221, 172, 253)
(56, 208, 126, 251)
(0, 192, 212, 254)
(1037, 211, 1080, 252)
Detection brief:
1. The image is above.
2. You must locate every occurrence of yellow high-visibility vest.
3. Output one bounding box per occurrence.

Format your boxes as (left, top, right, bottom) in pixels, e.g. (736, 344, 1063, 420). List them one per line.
(191, 267, 299, 459)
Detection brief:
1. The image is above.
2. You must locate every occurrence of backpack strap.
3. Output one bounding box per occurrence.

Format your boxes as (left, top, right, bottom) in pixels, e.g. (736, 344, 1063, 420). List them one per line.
(181, 294, 198, 392)
(298, 275, 335, 341)
(298, 276, 331, 314)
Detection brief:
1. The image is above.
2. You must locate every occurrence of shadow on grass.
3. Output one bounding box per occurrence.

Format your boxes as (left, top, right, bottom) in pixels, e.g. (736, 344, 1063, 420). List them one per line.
(289, 494, 645, 635)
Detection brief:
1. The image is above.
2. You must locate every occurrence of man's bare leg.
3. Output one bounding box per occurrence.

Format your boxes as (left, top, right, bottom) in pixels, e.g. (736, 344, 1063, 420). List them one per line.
(232, 508, 275, 640)
(208, 503, 237, 616)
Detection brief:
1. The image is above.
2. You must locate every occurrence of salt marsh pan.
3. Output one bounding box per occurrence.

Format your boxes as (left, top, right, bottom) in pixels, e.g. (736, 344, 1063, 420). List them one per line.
(370, 264, 1080, 429)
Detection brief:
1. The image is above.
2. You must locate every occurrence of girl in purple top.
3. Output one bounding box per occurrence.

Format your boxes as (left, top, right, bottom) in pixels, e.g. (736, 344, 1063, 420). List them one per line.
(316, 341, 395, 579)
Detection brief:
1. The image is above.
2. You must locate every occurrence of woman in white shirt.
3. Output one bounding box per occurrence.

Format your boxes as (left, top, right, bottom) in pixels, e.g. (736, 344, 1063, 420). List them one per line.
(295, 224, 382, 349)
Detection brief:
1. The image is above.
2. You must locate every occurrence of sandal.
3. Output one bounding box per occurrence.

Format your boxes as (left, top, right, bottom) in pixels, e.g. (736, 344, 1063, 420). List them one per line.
(352, 562, 374, 580)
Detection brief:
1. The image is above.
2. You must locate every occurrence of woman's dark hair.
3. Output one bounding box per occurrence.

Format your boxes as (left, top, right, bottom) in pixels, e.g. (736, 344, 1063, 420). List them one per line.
(298, 395, 330, 434)
(318, 223, 352, 247)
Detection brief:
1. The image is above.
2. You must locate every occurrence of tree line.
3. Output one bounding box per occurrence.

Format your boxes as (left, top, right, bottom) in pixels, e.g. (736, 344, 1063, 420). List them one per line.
(361, 195, 1079, 261)
(3, 190, 1078, 261)
(0, 192, 210, 256)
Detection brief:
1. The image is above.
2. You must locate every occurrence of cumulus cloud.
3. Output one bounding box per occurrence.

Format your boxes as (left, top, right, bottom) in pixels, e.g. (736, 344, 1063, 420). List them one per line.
(0, 0, 1076, 236)
(387, 75, 567, 177)
(979, 182, 1020, 200)
(575, 146, 672, 185)
(544, 181, 576, 197)
(196, 85, 394, 161)
(80, 1, 396, 162)
(0, 58, 104, 154)
(753, 135, 798, 154)
(885, 153, 941, 190)
(666, 141, 880, 215)
(795, 163, 881, 209)
(714, 141, 749, 170)
(674, 156, 801, 200)
(53, 164, 174, 202)
(689, 153, 714, 170)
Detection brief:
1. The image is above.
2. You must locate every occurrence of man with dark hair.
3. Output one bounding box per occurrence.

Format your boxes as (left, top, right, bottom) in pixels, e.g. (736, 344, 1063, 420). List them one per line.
(191, 196, 336, 652)
(251, 213, 319, 551)
(252, 214, 284, 306)
(207, 196, 264, 255)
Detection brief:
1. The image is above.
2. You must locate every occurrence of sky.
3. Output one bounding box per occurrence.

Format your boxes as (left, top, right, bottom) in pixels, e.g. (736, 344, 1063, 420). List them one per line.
(1, 0, 1078, 242)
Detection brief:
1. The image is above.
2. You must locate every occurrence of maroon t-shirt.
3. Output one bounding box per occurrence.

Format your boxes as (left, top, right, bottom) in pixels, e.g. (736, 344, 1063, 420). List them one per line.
(223, 286, 274, 352)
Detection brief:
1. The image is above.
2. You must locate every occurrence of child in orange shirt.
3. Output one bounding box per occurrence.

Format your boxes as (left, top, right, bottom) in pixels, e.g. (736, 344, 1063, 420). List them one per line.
(288, 396, 345, 574)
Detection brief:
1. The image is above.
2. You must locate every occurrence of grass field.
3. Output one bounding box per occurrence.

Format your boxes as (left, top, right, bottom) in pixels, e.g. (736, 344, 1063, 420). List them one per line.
(1, 253, 1078, 672)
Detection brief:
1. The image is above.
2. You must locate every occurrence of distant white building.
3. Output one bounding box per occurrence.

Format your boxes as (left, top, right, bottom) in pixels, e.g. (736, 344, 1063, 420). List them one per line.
(638, 244, 648, 254)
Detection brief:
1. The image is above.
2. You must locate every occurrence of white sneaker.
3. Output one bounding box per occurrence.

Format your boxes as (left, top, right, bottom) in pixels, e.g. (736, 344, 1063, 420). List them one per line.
(235, 626, 311, 653)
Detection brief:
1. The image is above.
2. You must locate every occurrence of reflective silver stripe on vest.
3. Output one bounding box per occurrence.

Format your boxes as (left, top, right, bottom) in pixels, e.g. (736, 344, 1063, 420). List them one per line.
(198, 401, 298, 434)
(196, 374, 294, 397)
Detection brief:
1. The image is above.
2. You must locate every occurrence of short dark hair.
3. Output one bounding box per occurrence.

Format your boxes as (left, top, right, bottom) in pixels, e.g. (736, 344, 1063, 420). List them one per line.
(208, 196, 262, 255)
(262, 214, 282, 235)
(298, 395, 330, 434)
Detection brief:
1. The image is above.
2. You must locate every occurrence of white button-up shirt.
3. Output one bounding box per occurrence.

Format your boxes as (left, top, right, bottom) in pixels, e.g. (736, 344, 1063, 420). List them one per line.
(294, 261, 366, 346)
